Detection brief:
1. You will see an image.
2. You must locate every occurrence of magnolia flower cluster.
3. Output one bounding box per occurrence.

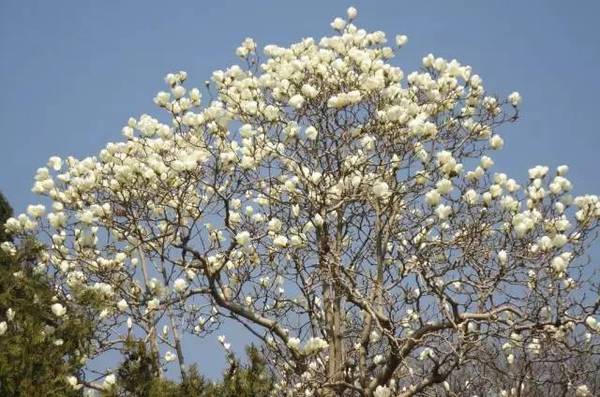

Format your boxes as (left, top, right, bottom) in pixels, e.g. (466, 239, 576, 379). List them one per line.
(287, 336, 329, 355)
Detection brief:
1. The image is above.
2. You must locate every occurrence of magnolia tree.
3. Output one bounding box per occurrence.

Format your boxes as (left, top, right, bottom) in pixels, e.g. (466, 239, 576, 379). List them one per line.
(4, 6, 600, 397)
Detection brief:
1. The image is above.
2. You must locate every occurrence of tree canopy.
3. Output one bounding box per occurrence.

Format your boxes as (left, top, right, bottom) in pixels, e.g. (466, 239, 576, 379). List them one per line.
(3, 6, 600, 397)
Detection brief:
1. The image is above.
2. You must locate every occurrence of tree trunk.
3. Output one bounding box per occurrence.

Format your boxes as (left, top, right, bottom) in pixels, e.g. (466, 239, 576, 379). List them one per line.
(138, 248, 162, 377)
(321, 223, 345, 395)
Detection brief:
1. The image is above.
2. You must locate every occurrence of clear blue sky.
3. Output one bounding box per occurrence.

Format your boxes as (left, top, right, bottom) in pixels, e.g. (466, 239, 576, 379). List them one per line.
(1, 0, 600, 379)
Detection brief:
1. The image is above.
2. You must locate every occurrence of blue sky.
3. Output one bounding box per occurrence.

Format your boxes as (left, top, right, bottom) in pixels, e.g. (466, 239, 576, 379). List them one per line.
(1, 0, 600, 379)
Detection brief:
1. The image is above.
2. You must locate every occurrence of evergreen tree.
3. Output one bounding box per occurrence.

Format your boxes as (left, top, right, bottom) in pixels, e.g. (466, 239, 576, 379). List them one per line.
(212, 345, 274, 397)
(0, 192, 95, 396)
(0, 191, 11, 242)
(105, 344, 274, 397)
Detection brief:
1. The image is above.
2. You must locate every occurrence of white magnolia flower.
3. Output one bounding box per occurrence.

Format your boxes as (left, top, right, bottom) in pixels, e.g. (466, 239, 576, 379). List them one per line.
(435, 204, 452, 220)
(301, 84, 318, 98)
(529, 165, 549, 179)
(419, 347, 435, 361)
(508, 91, 522, 106)
(1, 241, 16, 256)
(235, 37, 256, 58)
(287, 337, 301, 351)
(436, 179, 453, 195)
(425, 190, 441, 206)
(489, 134, 504, 150)
(27, 204, 46, 218)
(172, 85, 186, 99)
(288, 94, 305, 109)
(330, 17, 346, 31)
(305, 126, 318, 140)
(103, 374, 116, 390)
(268, 217, 283, 232)
(51, 303, 66, 317)
(273, 235, 288, 248)
(173, 278, 188, 293)
(480, 155, 494, 169)
(395, 34, 408, 47)
(538, 235, 553, 251)
(372, 181, 390, 199)
(370, 330, 381, 343)
(6, 308, 15, 322)
(78, 210, 95, 224)
(527, 339, 541, 355)
(346, 6, 357, 19)
(114, 252, 127, 263)
(147, 298, 160, 311)
(66, 375, 81, 390)
(575, 385, 591, 397)
(346, 7, 358, 21)
(463, 189, 479, 205)
(116, 299, 128, 311)
(506, 353, 515, 365)
(304, 337, 329, 354)
(235, 231, 251, 246)
(312, 213, 324, 227)
(551, 256, 567, 273)
(585, 316, 599, 331)
(164, 351, 176, 362)
(0, 321, 7, 336)
(189, 87, 201, 102)
(374, 385, 391, 397)
(498, 250, 508, 265)
(557, 164, 569, 176)
(47, 156, 63, 171)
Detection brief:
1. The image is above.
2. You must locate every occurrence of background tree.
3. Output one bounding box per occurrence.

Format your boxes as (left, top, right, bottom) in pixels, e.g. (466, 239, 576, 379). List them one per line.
(5, 6, 600, 397)
(104, 343, 273, 397)
(0, 192, 12, 243)
(0, 191, 95, 396)
(213, 345, 275, 397)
